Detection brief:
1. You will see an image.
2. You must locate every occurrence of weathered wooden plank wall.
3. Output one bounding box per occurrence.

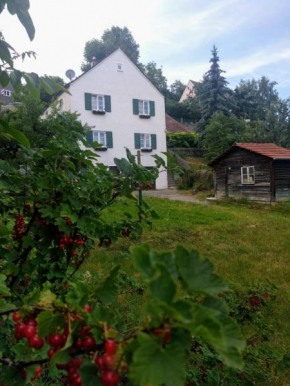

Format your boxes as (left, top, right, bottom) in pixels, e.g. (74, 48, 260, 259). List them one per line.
(274, 160, 290, 201)
(212, 148, 272, 202)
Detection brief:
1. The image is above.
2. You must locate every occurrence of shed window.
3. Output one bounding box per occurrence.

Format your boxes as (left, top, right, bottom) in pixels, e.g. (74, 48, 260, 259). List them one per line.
(241, 166, 255, 184)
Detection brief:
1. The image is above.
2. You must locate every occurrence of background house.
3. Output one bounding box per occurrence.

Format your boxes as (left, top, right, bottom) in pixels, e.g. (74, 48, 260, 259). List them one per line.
(51, 49, 168, 189)
(179, 80, 198, 102)
(209, 143, 290, 202)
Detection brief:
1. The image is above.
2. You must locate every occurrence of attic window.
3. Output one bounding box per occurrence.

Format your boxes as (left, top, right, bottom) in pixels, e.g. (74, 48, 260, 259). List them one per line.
(117, 63, 123, 72)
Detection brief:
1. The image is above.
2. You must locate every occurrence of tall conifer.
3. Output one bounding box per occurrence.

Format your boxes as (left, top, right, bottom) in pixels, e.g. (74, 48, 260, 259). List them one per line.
(197, 46, 234, 133)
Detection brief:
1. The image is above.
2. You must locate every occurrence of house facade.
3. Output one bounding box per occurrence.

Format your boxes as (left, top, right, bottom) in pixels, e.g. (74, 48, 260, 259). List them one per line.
(209, 143, 290, 202)
(179, 80, 198, 102)
(52, 49, 168, 189)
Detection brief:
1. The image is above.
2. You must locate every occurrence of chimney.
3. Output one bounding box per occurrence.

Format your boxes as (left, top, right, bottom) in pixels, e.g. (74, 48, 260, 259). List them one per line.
(90, 57, 98, 67)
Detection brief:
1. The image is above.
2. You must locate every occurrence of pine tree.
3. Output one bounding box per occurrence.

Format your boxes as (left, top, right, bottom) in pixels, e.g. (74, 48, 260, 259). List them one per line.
(197, 46, 234, 134)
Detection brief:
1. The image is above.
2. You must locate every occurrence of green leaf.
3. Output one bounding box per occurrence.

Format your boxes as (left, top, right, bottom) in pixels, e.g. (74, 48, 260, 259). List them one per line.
(14, 2, 35, 41)
(129, 333, 187, 386)
(175, 245, 226, 296)
(97, 265, 120, 304)
(36, 310, 64, 338)
(39, 289, 56, 307)
(0, 40, 13, 66)
(131, 244, 154, 279)
(0, 274, 10, 296)
(66, 282, 89, 308)
(79, 360, 100, 386)
(50, 348, 71, 368)
(6, 127, 30, 147)
(149, 265, 176, 303)
(114, 157, 133, 176)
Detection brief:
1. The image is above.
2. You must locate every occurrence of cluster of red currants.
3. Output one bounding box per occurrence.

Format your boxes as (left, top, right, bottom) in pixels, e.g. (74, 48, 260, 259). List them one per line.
(95, 339, 121, 386)
(121, 229, 130, 238)
(12, 214, 26, 240)
(46, 331, 68, 358)
(13, 312, 44, 349)
(35, 215, 47, 227)
(57, 358, 83, 386)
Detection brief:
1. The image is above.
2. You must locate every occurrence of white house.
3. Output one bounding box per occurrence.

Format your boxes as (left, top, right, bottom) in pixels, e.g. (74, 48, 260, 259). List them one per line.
(52, 49, 168, 189)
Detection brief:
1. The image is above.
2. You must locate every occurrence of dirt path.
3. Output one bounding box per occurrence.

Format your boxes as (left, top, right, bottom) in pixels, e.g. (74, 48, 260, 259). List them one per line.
(141, 189, 209, 205)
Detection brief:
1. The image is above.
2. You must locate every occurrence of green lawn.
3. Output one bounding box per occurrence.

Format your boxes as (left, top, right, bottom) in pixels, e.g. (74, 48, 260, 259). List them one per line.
(83, 197, 290, 384)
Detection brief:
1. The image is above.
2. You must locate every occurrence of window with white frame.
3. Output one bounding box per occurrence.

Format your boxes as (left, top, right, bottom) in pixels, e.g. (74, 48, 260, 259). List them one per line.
(138, 100, 150, 115)
(93, 131, 106, 147)
(92, 95, 105, 111)
(241, 166, 255, 184)
(1, 89, 12, 97)
(140, 133, 151, 149)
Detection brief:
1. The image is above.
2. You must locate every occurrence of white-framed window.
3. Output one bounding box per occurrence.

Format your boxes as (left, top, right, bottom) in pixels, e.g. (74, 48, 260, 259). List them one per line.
(140, 133, 151, 149)
(117, 63, 123, 71)
(1, 89, 12, 97)
(241, 166, 255, 184)
(138, 100, 150, 115)
(93, 131, 106, 147)
(92, 94, 105, 111)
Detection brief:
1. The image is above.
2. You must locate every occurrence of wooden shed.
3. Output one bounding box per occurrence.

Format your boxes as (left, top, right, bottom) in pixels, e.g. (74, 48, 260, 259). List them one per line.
(208, 143, 290, 202)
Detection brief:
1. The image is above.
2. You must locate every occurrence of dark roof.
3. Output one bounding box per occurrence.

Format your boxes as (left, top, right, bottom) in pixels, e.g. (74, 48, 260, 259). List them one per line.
(208, 143, 290, 166)
(165, 114, 191, 133)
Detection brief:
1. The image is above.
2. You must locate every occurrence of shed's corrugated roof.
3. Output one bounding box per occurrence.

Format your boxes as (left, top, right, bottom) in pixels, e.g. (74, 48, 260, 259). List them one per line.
(208, 143, 290, 165)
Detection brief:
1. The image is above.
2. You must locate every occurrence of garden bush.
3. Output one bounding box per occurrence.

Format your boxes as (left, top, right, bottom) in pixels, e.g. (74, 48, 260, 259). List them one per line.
(0, 112, 246, 385)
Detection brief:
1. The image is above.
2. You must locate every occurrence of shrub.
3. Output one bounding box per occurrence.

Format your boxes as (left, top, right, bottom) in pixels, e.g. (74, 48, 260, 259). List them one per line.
(166, 132, 199, 148)
(0, 113, 245, 385)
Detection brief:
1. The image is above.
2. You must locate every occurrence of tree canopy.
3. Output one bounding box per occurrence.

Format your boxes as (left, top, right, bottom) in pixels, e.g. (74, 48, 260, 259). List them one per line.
(81, 26, 140, 71)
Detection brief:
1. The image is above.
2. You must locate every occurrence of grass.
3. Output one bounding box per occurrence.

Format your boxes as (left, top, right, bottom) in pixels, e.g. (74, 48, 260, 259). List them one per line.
(83, 197, 290, 384)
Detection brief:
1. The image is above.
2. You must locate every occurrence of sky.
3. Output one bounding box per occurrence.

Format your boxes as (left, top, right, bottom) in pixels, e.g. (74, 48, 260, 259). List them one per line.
(2, 0, 290, 97)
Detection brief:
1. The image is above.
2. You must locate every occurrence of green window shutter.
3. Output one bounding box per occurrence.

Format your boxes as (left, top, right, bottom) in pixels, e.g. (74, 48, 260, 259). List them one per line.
(134, 133, 141, 149)
(85, 93, 92, 110)
(151, 134, 157, 149)
(149, 101, 155, 116)
(86, 130, 93, 145)
(105, 95, 111, 112)
(133, 99, 139, 115)
(106, 131, 113, 148)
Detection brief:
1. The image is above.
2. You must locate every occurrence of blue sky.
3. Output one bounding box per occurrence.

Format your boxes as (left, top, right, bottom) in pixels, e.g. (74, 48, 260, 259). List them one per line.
(2, 0, 290, 97)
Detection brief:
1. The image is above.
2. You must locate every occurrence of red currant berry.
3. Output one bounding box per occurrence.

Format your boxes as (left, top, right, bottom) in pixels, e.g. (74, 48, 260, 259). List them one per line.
(24, 325, 36, 339)
(72, 250, 78, 256)
(153, 328, 171, 345)
(34, 366, 42, 378)
(47, 347, 56, 358)
(29, 335, 44, 349)
(83, 305, 92, 313)
(95, 355, 105, 371)
(21, 370, 27, 380)
(82, 336, 96, 351)
(74, 338, 83, 350)
(105, 340, 117, 355)
(103, 354, 115, 370)
(101, 370, 120, 386)
(50, 333, 64, 348)
(12, 312, 21, 322)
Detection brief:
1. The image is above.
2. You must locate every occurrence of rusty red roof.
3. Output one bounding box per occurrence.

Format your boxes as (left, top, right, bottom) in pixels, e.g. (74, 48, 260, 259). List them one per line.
(166, 114, 191, 133)
(209, 143, 290, 165)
